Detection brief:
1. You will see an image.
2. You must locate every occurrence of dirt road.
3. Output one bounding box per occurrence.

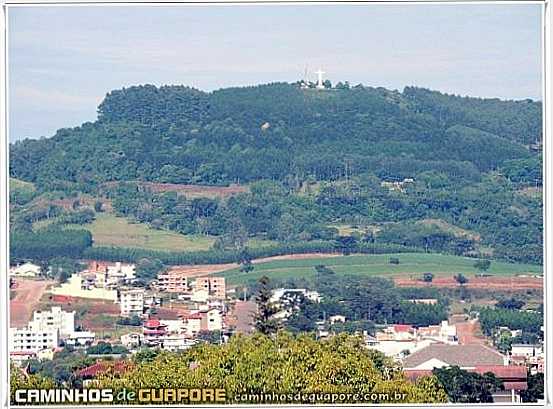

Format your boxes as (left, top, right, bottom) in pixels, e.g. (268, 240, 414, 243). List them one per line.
(10, 278, 54, 327)
(395, 276, 542, 291)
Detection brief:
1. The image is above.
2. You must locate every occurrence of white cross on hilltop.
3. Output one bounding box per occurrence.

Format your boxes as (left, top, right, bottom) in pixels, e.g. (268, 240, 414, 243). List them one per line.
(315, 68, 325, 89)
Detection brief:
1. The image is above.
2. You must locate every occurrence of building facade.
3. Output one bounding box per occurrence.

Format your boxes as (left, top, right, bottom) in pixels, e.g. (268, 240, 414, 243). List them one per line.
(119, 288, 145, 316)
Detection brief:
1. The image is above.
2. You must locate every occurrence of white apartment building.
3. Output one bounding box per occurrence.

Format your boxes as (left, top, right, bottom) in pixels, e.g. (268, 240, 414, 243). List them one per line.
(29, 307, 75, 338)
(119, 288, 145, 316)
(9, 327, 59, 353)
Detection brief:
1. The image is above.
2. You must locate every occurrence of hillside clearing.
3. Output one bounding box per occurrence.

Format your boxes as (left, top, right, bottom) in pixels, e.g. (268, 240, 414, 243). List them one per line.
(66, 214, 215, 252)
(218, 253, 542, 285)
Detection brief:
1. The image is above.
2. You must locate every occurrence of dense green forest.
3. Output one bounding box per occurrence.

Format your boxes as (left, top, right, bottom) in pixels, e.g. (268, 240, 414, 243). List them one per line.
(9, 82, 543, 265)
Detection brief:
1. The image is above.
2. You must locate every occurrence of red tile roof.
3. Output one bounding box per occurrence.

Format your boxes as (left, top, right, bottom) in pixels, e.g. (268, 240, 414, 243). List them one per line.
(503, 382, 528, 391)
(404, 366, 527, 391)
(144, 319, 162, 328)
(474, 365, 527, 379)
(77, 361, 131, 379)
(393, 324, 414, 333)
(404, 369, 433, 381)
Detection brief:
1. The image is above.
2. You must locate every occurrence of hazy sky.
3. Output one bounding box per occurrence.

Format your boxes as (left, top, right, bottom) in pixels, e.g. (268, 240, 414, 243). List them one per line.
(8, 4, 543, 142)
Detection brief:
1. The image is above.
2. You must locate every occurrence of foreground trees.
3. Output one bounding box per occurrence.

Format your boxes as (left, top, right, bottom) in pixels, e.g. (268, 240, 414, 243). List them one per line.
(95, 332, 447, 404)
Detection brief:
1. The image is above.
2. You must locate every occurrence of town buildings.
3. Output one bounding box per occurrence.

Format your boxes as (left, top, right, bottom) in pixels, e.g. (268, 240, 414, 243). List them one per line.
(194, 277, 226, 299)
(402, 344, 527, 403)
(157, 270, 189, 293)
(119, 288, 145, 316)
(29, 306, 75, 337)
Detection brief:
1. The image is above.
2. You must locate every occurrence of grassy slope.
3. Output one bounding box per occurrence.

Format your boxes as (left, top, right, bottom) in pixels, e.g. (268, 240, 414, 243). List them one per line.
(66, 213, 215, 252)
(220, 253, 542, 284)
(61, 213, 277, 253)
(10, 177, 36, 193)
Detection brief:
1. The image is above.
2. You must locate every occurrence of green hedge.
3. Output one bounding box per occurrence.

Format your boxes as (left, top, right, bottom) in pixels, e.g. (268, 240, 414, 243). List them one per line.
(83, 242, 422, 265)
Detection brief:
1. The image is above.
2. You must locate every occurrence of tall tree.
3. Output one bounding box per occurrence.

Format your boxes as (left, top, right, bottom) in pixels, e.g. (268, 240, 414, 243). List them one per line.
(253, 276, 280, 336)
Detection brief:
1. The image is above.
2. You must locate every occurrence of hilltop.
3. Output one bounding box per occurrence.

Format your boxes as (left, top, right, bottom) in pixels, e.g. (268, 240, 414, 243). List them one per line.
(10, 83, 541, 187)
(9, 82, 543, 266)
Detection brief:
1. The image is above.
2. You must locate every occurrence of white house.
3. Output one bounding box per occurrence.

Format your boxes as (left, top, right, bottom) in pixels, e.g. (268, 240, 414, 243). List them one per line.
(65, 331, 95, 346)
(121, 332, 144, 349)
(329, 315, 346, 324)
(203, 309, 223, 332)
(270, 288, 321, 304)
(10, 262, 41, 278)
(511, 344, 543, 358)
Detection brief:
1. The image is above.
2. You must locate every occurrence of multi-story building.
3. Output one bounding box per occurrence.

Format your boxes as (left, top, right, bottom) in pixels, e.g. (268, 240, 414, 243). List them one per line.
(143, 319, 168, 347)
(29, 306, 75, 338)
(194, 277, 226, 299)
(9, 327, 59, 353)
(119, 288, 145, 316)
(157, 270, 189, 293)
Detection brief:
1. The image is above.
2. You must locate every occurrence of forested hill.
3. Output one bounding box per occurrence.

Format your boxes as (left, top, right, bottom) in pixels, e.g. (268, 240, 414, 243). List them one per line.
(10, 82, 541, 188)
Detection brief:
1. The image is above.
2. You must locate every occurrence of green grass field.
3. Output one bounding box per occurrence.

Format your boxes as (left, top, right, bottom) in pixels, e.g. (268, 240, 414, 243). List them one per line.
(67, 213, 216, 252)
(10, 177, 36, 193)
(219, 253, 542, 284)
(62, 213, 276, 253)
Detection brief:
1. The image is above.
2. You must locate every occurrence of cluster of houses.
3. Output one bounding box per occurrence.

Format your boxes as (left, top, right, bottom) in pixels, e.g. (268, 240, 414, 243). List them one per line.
(9, 264, 544, 403)
(9, 261, 233, 363)
(9, 306, 95, 364)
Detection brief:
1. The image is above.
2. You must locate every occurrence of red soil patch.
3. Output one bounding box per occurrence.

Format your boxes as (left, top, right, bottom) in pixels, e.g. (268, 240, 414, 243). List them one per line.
(168, 263, 239, 278)
(10, 279, 54, 327)
(455, 319, 487, 345)
(395, 276, 542, 291)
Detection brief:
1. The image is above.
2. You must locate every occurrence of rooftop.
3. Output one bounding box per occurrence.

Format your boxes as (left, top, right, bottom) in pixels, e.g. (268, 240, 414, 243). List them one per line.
(403, 344, 504, 368)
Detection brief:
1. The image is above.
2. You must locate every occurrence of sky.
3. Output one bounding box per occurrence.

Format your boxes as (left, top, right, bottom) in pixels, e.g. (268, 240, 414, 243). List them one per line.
(8, 3, 543, 142)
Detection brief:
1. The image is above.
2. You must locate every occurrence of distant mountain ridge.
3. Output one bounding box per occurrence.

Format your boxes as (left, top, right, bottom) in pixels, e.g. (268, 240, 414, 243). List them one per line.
(10, 82, 542, 188)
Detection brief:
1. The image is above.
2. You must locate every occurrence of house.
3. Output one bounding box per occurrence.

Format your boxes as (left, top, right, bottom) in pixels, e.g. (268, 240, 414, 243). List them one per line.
(329, 315, 346, 324)
(376, 325, 416, 342)
(270, 288, 321, 304)
(66, 331, 95, 346)
(160, 335, 197, 352)
(77, 361, 131, 387)
(10, 348, 57, 365)
(159, 319, 186, 334)
(142, 319, 167, 347)
(157, 270, 189, 293)
(511, 344, 543, 358)
(10, 262, 41, 277)
(119, 288, 145, 316)
(194, 277, 226, 299)
(121, 332, 144, 349)
(402, 344, 506, 370)
(404, 365, 527, 403)
(184, 313, 202, 337)
(201, 309, 223, 332)
(407, 299, 438, 305)
(417, 321, 458, 344)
